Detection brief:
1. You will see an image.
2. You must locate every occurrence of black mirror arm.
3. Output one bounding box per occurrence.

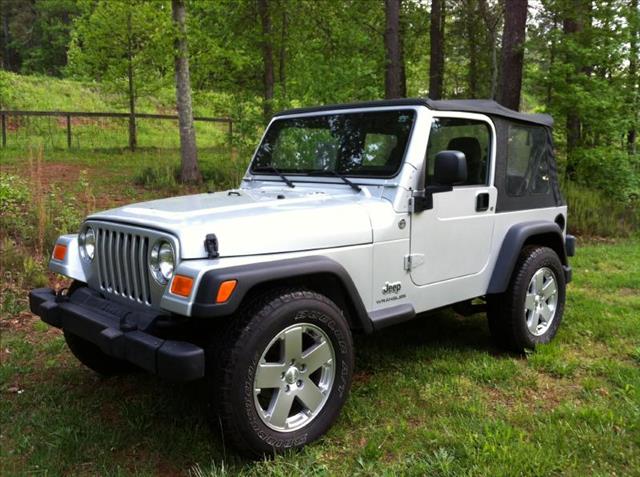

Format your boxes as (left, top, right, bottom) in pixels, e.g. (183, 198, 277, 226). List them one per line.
(412, 185, 453, 212)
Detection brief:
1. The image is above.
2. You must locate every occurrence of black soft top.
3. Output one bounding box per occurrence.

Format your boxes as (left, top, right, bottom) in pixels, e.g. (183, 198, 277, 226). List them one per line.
(275, 98, 553, 128)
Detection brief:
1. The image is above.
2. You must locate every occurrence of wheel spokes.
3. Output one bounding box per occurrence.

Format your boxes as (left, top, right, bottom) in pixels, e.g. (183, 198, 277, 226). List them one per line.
(533, 269, 544, 294)
(525, 293, 536, 312)
(268, 388, 295, 428)
(539, 303, 553, 322)
(527, 310, 541, 333)
(283, 326, 303, 363)
(302, 340, 332, 374)
(297, 380, 324, 413)
(541, 276, 557, 299)
(255, 362, 286, 389)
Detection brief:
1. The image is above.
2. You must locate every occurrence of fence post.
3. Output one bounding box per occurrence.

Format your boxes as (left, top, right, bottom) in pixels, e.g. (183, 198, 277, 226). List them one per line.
(66, 114, 71, 149)
(228, 119, 233, 151)
(1, 112, 6, 148)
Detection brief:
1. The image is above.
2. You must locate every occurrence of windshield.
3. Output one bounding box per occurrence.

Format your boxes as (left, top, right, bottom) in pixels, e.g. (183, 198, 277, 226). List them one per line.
(251, 110, 416, 178)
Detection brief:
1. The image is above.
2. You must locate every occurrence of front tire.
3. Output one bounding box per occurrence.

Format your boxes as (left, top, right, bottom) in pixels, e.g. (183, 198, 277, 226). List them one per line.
(209, 288, 354, 456)
(488, 246, 566, 352)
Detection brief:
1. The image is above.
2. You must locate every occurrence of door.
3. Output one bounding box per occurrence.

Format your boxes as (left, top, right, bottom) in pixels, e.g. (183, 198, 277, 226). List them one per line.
(410, 115, 496, 286)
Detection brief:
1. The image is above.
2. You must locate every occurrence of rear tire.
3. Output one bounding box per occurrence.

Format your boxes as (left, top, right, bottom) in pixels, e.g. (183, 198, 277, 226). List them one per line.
(487, 246, 566, 352)
(208, 288, 354, 456)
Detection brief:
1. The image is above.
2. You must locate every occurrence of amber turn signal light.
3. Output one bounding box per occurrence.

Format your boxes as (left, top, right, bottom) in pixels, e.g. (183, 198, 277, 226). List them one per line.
(52, 243, 67, 261)
(170, 275, 194, 297)
(216, 280, 237, 303)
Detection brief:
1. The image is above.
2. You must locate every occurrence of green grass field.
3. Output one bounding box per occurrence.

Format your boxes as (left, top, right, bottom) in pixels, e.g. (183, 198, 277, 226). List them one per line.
(1, 149, 639, 475)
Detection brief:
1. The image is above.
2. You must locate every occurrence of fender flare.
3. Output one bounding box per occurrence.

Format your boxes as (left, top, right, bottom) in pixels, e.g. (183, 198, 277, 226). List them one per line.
(487, 220, 567, 294)
(191, 255, 374, 333)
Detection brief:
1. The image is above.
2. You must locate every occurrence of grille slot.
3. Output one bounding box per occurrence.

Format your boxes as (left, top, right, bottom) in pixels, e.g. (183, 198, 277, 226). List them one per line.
(96, 226, 151, 305)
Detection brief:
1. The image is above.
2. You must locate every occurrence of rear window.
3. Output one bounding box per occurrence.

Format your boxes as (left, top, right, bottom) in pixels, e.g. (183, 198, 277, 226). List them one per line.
(506, 125, 552, 196)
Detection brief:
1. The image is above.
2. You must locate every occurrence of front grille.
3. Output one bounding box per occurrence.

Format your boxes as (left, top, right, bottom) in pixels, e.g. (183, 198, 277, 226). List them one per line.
(95, 226, 151, 305)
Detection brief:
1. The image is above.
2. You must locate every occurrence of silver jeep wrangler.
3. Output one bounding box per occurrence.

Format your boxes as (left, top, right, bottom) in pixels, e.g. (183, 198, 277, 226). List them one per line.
(30, 99, 575, 455)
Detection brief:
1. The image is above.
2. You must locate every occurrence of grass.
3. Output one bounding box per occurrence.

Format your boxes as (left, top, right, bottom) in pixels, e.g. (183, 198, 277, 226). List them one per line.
(0, 71, 236, 151)
(1, 146, 639, 474)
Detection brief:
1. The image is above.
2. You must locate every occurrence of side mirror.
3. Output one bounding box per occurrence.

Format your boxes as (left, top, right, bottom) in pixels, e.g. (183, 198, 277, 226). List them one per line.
(434, 150, 467, 186)
(413, 150, 467, 213)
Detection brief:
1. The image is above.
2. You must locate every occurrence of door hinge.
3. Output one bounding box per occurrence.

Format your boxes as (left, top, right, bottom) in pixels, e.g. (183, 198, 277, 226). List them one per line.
(404, 253, 425, 271)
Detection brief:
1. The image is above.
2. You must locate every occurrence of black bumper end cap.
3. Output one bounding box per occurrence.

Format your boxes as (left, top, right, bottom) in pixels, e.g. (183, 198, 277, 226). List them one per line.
(563, 265, 573, 284)
(157, 341, 205, 381)
(565, 235, 576, 257)
(29, 288, 62, 327)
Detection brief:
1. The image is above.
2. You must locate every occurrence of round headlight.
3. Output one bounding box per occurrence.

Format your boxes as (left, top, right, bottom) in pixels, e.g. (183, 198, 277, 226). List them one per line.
(79, 226, 96, 261)
(150, 240, 175, 284)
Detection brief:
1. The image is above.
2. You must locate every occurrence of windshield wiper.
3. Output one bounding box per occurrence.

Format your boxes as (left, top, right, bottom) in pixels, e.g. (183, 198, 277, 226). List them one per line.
(308, 170, 362, 192)
(252, 166, 295, 188)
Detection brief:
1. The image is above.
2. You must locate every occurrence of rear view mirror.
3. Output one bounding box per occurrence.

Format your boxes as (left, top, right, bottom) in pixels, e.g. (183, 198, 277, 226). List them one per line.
(434, 150, 467, 186)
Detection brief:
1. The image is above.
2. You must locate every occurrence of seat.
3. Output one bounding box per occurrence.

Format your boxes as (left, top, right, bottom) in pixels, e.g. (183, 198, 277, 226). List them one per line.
(447, 137, 484, 185)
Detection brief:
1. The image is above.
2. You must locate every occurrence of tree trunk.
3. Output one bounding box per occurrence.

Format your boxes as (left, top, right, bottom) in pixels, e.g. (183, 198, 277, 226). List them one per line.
(465, 0, 478, 98)
(258, 0, 274, 123)
(628, 0, 638, 154)
(563, 8, 583, 179)
(478, 0, 500, 99)
(278, 6, 287, 97)
(1, 5, 10, 71)
(498, 0, 527, 110)
(384, 0, 405, 98)
(172, 0, 202, 184)
(126, 11, 137, 152)
(429, 0, 445, 99)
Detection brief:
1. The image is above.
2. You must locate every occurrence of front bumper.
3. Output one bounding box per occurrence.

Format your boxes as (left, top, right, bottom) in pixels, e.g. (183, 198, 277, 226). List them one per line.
(29, 287, 205, 381)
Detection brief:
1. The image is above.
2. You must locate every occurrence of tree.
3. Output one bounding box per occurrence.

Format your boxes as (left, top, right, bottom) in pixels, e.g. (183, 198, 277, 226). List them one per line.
(562, 1, 585, 177)
(628, 0, 638, 154)
(258, 0, 275, 122)
(278, 3, 288, 97)
(477, 0, 502, 99)
(498, 0, 528, 110)
(0, 0, 81, 75)
(384, 0, 406, 98)
(67, 0, 171, 151)
(172, 0, 201, 184)
(429, 0, 445, 99)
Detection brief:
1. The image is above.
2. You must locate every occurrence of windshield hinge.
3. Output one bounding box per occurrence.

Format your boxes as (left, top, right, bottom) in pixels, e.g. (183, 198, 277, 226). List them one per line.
(404, 253, 425, 271)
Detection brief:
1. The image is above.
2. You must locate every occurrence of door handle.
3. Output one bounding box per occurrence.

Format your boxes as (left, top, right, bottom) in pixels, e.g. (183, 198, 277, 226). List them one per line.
(476, 192, 489, 212)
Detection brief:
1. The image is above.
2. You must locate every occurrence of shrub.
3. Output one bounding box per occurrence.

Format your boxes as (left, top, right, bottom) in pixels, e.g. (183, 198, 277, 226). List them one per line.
(564, 181, 640, 237)
(572, 147, 640, 202)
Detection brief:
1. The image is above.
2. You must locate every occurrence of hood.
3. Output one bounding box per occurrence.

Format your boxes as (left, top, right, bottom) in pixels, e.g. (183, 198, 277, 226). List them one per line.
(88, 188, 374, 258)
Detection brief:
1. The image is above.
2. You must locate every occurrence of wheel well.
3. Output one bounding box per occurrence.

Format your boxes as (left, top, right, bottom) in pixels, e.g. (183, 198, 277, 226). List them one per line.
(239, 273, 366, 332)
(523, 232, 567, 265)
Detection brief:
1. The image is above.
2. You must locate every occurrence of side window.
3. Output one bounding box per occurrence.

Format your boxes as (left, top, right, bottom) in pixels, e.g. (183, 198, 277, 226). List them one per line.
(426, 117, 491, 186)
(507, 125, 551, 196)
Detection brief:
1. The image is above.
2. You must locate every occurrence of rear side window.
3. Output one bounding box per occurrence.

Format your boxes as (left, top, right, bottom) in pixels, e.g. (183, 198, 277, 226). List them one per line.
(426, 118, 491, 185)
(507, 125, 551, 196)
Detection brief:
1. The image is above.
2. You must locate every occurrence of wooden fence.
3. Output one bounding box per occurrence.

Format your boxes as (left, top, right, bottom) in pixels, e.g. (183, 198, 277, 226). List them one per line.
(0, 110, 233, 149)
